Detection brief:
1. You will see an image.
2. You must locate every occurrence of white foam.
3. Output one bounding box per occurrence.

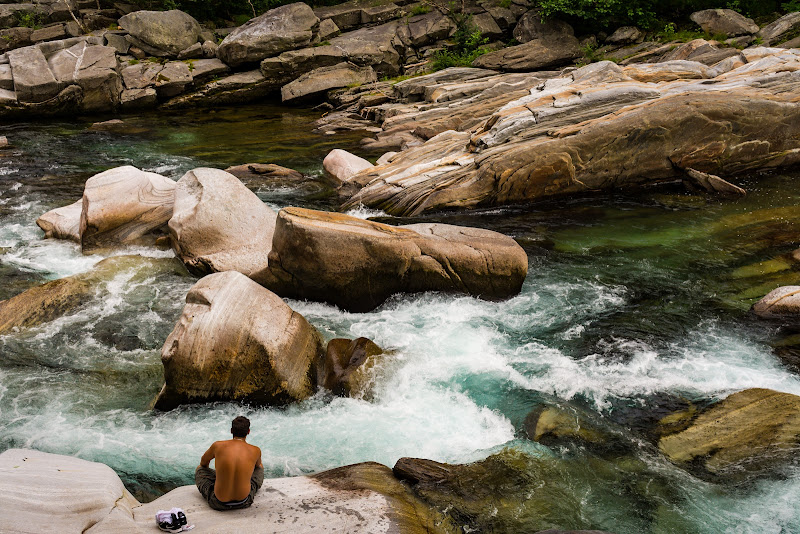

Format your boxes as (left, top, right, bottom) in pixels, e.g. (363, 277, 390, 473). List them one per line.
(344, 204, 388, 220)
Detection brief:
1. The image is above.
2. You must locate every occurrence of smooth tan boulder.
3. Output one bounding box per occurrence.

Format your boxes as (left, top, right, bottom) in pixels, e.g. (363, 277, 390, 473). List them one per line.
(36, 199, 82, 242)
(317, 337, 384, 397)
(323, 148, 374, 183)
(267, 207, 528, 312)
(0, 449, 139, 534)
(0, 256, 186, 334)
(80, 166, 176, 252)
(154, 271, 324, 410)
(168, 167, 278, 285)
(752, 286, 800, 318)
(658, 388, 800, 477)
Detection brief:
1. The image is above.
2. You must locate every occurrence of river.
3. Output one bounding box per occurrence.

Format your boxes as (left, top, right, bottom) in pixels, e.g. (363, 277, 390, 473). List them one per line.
(1, 105, 799, 533)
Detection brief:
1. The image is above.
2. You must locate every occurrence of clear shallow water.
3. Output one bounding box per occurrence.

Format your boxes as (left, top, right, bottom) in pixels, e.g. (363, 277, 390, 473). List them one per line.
(1, 106, 800, 532)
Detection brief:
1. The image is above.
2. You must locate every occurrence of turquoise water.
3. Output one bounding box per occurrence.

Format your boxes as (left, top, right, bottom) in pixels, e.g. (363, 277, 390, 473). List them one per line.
(1, 106, 800, 532)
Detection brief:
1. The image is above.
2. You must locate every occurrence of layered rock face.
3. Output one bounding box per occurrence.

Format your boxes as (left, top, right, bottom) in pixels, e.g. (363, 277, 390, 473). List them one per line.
(80, 165, 176, 252)
(658, 388, 800, 479)
(267, 207, 529, 312)
(341, 49, 800, 215)
(168, 167, 277, 285)
(154, 271, 324, 410)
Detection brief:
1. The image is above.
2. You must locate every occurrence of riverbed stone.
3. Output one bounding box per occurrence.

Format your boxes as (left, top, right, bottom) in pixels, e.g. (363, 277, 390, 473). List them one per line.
(154, 270, 324, 410)
(118, 9, 202, 57)
(80, 165, 176, 251)
(512, 10, 575, 44)
(36, 199, 82, 241)
(689, 8, 759, 36)
(758, 12, 800, 45)
(282, 63, 376, 102)
(317, 337, 384, 397)
(47, 43, 121, 111)
(8, 45, 59, 103)
(752, 286, 800, 319)
(323, 148, 374, 182)
(119, 87, 157, 109)
(266, 207, 529, 312)
(217, 2, 319, 68)
(658, 388, 800, 478)
(168, 167, 278, 285)
(472, 33, 581, 71)
(0, 449, 139, 534)
(225, 163, 305, 182)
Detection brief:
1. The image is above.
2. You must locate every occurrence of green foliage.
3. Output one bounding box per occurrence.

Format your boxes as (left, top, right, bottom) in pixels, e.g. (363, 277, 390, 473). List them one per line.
(17, 12, 44, 29)
(659, 22, 677, 40)
(498, 0, 512, 7)
(431, 8, 489, 71)
(313, 40, 331, 46)
(128, 59, 140, 65)
(408, 4, 431, 16)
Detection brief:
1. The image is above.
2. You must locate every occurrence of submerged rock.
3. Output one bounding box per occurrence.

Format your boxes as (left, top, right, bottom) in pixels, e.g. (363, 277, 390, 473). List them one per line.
(0, 256, 186, 334)
(225, 163, 305, 182)
(523, 405, 614, 450)
(80, 166, 176, 252)
(317, 337, 384, 397)
(36, 199, 82, 242)
(169, 167, 277, 285)
(266, 207, 528, 312)
(154, 271, 324, 410)
(658, 388, 800, 479)
(752, 286, 800, 319)
(0, 449, 455, 533)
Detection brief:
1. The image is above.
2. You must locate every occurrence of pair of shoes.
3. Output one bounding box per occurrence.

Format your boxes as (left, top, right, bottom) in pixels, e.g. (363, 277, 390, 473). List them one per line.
(156, 507, 194, 532)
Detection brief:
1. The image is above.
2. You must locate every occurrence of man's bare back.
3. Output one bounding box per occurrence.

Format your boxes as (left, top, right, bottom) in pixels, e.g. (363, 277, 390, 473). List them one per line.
(200, 439, 262, 501)
(195, 416, 264, 511)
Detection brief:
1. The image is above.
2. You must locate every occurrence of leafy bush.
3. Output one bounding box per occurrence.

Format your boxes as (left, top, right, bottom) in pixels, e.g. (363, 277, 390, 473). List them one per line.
(431, 8, 489, 71)
(783, 0, 800, 11)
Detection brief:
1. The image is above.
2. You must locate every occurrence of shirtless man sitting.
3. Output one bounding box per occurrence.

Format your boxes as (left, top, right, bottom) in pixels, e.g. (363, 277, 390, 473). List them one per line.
(195, 416, 264, 511)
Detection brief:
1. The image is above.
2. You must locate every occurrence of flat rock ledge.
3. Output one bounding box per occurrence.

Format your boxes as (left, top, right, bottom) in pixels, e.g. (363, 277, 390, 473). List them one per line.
(0, 449, 455, 534)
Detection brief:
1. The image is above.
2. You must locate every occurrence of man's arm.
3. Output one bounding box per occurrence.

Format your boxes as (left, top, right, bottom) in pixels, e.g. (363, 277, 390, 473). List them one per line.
(255, 446, 263, 469)
(200, 442, 216, 468)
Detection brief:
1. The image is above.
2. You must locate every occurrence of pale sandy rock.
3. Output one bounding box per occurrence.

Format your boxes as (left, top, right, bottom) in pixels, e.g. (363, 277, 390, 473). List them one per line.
(0, 449, 139, 534)
(323, 148, 374, 183)
(218, 2, 319, 67)
(80, 166, 176, 251)
(281, 63, 376, 102)
(36, 199, 82, 241)
(8, 45, 59, 103)
(154, 271, 324, 410)
(376, 151, 397, 165)
(659, 388, 800, 477)
(168, 167, 277, 284)
(622, 60, 716, 82)
(267, 207, 529, 312)
(752, 286, 800, 318)
(47, 43, 121, 111)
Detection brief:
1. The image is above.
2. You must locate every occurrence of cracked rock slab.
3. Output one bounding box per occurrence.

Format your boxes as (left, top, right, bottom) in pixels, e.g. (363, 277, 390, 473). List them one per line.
(266, 207, 528, 312)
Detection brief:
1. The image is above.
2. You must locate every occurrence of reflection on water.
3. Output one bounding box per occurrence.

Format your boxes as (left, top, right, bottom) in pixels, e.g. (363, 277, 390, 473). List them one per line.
(1, 105, 800, 532)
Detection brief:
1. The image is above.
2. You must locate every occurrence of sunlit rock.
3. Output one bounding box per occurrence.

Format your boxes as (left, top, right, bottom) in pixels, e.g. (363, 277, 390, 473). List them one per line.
(266, 207, 529, 312)
(323, 148, 374, 183)
(752, 286, 800, 319)
(658, 388, 800, 478)
(154, 271, 324, 410)
(80, 166, 176, 252)
(36, 199, 82, 242)
(168, 167, 277, 285)
(118, 9, 202, 57)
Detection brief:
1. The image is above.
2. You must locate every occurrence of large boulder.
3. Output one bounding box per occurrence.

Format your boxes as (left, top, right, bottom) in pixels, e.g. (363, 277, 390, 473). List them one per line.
(323, 148, 374, 183)
(689, 9, 759, 36)
(317, 337, 384, 397)
(512, 11, 575, 43)
(153, 271, 324, 410)
(217, 2, 319, 68)
(0, 449, 139, 534)
(168, 167, 277, 285)
(8, 45, 60, 103)
(36, 199, 82, 242)
(281, 62, 376, 102)
(80, 166, 176, 252)
(658, 388, 800, 478)
(266, 207, 529, 312)
(118, 9, 202, 57)
(472, 33, 581, 71)
(757, 12, 800, 45)
(752, 286, 800, 319)
(47, 43, 122, 111)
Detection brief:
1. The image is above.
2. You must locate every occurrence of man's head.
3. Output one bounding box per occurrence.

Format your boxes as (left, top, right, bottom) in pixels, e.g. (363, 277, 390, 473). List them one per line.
(231, 416, 250, 438)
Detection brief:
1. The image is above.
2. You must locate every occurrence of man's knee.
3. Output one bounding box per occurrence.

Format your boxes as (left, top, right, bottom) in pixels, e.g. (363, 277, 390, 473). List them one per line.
(195, 465, 216, 500)
(251, 466, 264, 492)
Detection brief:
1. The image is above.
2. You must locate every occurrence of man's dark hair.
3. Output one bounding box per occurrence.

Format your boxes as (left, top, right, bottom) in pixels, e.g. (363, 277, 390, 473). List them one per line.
(231, 416, 250, 438)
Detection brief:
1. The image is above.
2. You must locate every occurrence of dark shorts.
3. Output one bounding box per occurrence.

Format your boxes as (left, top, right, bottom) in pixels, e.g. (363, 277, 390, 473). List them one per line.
(195, 465, 264, 511)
